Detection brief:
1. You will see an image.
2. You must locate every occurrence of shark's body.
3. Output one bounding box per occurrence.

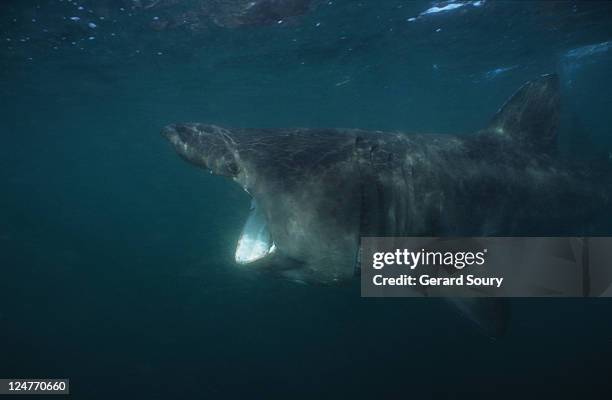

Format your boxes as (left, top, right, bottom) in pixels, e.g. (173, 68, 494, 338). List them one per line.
(162, 74, 610, 335)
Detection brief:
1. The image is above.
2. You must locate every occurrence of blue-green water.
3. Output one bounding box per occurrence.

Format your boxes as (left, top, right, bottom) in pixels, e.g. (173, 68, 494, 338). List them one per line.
(2, 1, 612, 398)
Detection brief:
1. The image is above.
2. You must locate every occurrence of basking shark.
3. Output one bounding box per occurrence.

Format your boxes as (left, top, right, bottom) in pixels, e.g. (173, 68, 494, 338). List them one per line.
(162, 74, 609, 335)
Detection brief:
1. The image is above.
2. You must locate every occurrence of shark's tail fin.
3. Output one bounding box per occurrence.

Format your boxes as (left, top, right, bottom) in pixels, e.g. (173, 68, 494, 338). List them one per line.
(487, 74, 560, 155)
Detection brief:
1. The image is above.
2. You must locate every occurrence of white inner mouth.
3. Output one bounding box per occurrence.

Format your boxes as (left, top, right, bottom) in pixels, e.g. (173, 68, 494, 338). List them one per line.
(235, 199, 276, 264)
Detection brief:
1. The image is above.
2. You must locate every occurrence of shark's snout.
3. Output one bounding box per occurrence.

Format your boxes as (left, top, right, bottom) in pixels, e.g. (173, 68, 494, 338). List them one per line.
(161, 124, 178, 141)
(161, 124, 198, 147)
(162, 123, 241, 178)
(161, 124, 192, 152)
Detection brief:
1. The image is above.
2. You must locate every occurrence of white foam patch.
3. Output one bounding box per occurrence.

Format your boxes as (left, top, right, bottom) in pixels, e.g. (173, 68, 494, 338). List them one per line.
(483, 65, 518, 80)
(409, 1, 485, 20)
(565, 41, 612, 60)
(421, 3, 466, 16)
(561, 41, 612, 86)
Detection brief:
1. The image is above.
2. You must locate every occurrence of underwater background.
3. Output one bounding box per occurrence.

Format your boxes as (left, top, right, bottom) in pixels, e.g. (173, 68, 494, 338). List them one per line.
(2, 0, 612, 398)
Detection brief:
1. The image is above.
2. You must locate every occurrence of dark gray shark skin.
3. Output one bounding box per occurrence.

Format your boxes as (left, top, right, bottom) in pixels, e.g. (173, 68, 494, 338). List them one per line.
(162, 74, 609, 336)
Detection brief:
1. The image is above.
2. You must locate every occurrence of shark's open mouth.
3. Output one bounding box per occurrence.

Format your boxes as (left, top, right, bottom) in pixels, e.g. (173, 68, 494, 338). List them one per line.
(235, 199, 276, 264)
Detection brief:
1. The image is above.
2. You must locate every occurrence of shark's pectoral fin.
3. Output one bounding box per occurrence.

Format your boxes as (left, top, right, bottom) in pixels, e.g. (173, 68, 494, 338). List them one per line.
(447, 298, 509, 338)
(486, 73, 560, 154)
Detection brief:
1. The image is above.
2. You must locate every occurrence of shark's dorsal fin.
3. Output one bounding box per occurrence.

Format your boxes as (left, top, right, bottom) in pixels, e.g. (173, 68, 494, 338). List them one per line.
(486, 74, 560, 154)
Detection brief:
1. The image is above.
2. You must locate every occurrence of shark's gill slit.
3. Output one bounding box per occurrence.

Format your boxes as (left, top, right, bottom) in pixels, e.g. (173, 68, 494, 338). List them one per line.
(235, 199, 276, 264)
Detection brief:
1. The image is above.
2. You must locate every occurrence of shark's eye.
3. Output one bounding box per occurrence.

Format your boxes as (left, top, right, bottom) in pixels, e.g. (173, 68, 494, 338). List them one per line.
(226, 160, 240, 175)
